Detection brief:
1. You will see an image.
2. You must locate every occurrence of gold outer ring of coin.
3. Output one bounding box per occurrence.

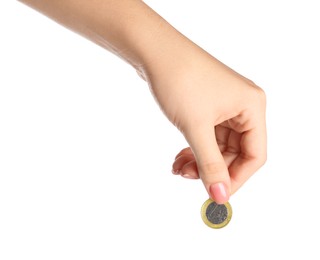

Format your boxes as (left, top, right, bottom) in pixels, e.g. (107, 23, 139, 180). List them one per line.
(201, 198, 232, 229)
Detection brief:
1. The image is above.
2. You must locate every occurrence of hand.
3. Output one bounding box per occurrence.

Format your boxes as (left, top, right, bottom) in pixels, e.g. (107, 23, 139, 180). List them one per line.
(18, 0, 266, 204)
(143, 39, 267, 204)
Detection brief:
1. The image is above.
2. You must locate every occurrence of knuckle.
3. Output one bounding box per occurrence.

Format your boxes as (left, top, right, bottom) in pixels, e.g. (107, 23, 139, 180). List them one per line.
(260, 152, 268, 166)
(254, 152, 267, 169)
(244, 80, 266, 105)
(252, 84, 267, 105)
(198, 161, 226, 176)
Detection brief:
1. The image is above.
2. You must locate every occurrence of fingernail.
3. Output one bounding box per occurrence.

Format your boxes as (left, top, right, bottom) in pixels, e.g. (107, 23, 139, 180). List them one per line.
(172, 169, 180, 175)
(181, 173, 196, 179)
(209, 183, 229, 204)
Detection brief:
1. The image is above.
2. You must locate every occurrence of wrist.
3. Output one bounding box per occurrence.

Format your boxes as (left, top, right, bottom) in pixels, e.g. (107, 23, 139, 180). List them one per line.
(117, 2, 202, 81)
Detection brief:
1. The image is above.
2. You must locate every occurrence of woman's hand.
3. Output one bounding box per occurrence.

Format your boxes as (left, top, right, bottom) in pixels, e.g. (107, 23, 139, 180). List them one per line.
(17, 0, 267, 204)
(143, 41, 267, 204)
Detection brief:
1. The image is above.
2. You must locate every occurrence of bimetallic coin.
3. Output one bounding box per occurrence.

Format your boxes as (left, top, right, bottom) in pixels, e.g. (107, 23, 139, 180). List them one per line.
(201, 198, 232, 229)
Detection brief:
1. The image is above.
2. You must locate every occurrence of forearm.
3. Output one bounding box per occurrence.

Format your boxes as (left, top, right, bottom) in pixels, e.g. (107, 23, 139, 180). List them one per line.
(18, 0, 267, 204)
(18, 0, 194, 77)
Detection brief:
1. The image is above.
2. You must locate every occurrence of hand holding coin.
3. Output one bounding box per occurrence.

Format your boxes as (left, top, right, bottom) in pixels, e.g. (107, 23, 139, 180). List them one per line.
(18, 0, 267, 218)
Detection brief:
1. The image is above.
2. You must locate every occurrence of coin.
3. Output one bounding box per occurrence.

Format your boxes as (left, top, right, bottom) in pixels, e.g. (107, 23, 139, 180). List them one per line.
(201, 198, 232, 229)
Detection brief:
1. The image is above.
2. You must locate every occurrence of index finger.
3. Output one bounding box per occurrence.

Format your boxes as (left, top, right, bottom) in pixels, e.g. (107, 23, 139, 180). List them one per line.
(229, 125, 267, 194)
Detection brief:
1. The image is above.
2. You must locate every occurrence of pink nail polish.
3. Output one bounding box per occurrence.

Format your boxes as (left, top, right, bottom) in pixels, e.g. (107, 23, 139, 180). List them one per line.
(209, 183, 229, 204)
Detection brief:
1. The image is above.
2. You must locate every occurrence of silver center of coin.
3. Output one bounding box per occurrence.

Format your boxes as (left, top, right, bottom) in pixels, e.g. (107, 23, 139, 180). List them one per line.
(205, 202, 228, 224)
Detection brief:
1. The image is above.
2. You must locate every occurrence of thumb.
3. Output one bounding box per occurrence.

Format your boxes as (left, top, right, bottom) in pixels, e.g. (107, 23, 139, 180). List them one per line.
(184, 125, 230, 204)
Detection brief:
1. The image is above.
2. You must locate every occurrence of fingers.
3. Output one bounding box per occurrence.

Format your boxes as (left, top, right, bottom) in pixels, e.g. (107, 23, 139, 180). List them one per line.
(172, 123, 267, 201)
(229, 126, 267, 194)
(174, 147, 193, 160)
(172, 148, 199, 179)
(183, 125, 231, 204)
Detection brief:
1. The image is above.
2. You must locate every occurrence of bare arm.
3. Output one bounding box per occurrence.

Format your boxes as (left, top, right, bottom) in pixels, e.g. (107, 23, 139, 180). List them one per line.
(18, 0, 267, 204)
(18, 0, 190, 77)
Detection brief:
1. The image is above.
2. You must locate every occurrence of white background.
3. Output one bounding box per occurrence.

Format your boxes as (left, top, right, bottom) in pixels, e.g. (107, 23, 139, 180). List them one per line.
(1, 0, 320, 259)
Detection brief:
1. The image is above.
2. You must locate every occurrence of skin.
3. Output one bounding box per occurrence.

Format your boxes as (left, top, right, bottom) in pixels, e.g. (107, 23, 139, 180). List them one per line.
(18, 0, 267, 204)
